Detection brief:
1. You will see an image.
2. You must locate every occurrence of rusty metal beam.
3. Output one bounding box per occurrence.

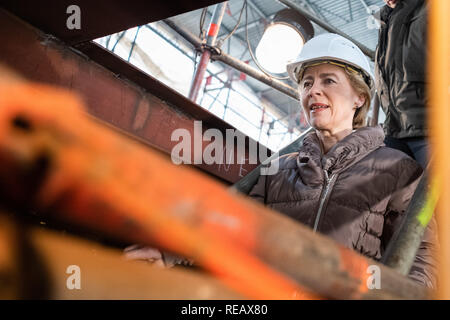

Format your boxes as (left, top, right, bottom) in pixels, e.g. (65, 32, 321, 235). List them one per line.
(0, 9, 266, 184)
(0, 0, 222, 45)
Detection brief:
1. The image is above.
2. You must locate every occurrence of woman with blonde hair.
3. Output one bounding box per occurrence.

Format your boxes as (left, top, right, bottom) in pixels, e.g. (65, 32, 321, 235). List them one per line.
(249, 33, 438, 288)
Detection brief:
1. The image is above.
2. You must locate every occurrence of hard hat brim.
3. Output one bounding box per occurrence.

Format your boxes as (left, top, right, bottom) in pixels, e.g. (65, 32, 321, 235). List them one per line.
(287, 56, 374, 90)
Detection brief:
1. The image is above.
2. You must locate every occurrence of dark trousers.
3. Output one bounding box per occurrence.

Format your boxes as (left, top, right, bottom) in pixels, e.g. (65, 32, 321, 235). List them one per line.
(384, 136, 429, 169)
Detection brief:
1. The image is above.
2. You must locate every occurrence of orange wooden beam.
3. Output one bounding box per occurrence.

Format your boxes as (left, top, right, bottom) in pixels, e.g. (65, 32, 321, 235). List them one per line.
(428, 0, 450, 300)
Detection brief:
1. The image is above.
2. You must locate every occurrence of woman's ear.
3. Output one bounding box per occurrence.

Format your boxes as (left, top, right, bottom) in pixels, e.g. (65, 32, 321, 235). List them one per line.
(355, 93, 366, 108)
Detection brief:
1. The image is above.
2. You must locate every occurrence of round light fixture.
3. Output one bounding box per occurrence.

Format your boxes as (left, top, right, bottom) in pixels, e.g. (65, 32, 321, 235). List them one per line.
(255, 9, 314, 74)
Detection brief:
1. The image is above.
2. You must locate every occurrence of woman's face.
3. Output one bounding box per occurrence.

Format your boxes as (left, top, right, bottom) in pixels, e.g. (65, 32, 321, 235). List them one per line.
(384, 0, 399, 9)
(299, 63, 365, 134)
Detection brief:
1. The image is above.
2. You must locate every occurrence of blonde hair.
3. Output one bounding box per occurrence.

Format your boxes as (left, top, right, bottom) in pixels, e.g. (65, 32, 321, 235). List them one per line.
(344, 68, 372, 129)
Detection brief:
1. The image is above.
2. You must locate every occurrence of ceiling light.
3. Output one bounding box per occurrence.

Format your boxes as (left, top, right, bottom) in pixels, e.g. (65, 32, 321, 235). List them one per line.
(255, 9, 314, 74)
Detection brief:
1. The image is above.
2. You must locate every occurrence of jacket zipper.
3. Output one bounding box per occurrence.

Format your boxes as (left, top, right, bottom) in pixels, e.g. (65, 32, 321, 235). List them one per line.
(313, 170, 336, 232)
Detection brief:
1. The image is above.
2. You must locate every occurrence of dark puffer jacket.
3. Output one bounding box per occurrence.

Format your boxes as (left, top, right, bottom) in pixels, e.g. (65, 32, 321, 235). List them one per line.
(249, 126, 438, 287)
(375, 0, 428, 139)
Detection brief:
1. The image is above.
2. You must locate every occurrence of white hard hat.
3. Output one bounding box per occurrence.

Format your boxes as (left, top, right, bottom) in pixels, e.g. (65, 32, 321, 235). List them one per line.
(286, 33, 374, 89)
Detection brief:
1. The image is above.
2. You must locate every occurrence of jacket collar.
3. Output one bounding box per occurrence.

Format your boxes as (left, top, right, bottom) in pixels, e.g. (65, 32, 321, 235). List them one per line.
(379, 5, 393, 24)
(297, 126, 385, 174)
(379, 0, 423, 23)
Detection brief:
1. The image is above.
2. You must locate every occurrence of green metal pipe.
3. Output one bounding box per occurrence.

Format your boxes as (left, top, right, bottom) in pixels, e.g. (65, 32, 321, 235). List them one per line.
(381, 167, 439, 275)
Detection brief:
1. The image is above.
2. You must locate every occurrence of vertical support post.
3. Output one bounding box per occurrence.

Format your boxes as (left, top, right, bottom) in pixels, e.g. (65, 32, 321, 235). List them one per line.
(189, 50, 212, 102)
(428, 0, 450, 300)
(188, 3, 228, 103)
(370, 94, 380, 127)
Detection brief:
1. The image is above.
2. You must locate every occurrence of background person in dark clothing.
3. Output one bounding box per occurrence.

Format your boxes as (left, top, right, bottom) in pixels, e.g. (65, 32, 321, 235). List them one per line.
(375, 0, 429, 168)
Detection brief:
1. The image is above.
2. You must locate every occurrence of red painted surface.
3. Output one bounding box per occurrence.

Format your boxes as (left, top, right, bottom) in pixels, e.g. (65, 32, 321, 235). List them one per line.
(208, 23, 219, 37)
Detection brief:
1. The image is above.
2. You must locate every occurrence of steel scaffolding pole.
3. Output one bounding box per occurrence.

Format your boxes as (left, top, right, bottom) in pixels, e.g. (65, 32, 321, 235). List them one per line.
(370, 94, 380, 127)
(188, 3, 228, 103)
(163, 19, 300, 101)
